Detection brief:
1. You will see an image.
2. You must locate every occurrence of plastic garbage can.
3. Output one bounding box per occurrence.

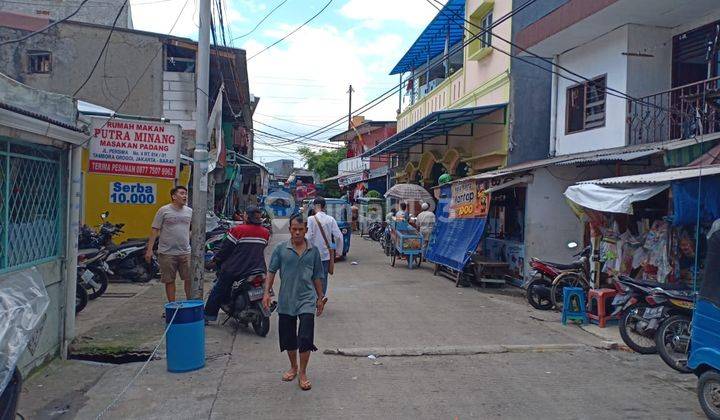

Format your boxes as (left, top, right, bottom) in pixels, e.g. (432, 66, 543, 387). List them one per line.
(165, 300, 205, 373)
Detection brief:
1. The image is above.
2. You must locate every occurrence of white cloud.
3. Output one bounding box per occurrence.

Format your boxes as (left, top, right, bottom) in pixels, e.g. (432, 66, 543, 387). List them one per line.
(130, 0, 246, 39)
(242, 23, 402, 165)
(339, 0, 446, 28)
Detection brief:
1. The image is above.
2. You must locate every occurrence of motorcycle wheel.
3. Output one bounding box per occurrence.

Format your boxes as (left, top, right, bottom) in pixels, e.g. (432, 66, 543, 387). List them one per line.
(252, 316, 270, 337)
(84, 267, 109, 300)
(698, 370, 720, 420)
(619, 303, 658, 354)
(550, 272, 587, 311)
(76, 285, 89, 314)
(655, 314, 693, 374)
(526, 277, 554, 311)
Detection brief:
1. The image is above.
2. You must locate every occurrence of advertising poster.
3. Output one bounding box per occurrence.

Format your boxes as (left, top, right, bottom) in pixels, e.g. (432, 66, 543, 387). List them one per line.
(88, 117, 182, 179)
(450, 179, 490, 219)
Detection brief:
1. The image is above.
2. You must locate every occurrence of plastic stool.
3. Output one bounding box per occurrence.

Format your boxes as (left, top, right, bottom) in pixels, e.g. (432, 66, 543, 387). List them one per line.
(561, 287, 588, 325)
(587, 288, 618, 328)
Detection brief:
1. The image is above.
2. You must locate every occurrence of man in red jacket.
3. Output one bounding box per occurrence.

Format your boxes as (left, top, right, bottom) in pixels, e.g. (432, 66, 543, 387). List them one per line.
(204, 206, 270, 323)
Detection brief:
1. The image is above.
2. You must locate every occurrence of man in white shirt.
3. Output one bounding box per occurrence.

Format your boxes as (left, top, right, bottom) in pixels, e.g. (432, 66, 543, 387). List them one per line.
(306, 197, 343, 295)
(416, 202, 436, 258)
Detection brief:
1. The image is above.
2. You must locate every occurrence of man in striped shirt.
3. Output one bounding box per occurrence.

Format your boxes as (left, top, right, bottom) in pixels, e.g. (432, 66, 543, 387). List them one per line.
(204, 206, 270, 322)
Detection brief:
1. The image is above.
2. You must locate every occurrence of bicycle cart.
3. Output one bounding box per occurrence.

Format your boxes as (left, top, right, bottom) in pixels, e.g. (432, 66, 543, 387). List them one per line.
(389, 221, 423, 269)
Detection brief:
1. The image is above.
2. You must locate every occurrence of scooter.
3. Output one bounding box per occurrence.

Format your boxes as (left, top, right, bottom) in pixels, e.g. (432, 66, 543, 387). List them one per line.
(526, 243, 590, 310)
(219, 269, 277, 337)
(82, 212, 158, 283)
(654, 289, 695, 373)
(77, 248, 110, 300)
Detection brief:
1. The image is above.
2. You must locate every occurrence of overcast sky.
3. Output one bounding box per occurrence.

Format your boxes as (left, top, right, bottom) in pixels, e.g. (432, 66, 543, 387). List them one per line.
(130, 0, 444, 167)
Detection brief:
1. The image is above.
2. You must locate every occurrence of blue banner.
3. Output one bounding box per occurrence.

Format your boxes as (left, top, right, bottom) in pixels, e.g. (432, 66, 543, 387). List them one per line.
(425, 184, 488, 272)
(672, 175, 720, 226)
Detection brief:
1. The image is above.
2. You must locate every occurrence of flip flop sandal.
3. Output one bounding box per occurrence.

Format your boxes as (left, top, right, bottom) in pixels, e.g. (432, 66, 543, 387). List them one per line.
(282, 371, 297, 382)
(299, 378, 312, 391)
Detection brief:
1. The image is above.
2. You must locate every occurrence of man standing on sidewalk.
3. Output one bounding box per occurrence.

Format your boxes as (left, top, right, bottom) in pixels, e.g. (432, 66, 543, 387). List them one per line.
(305, 197, 342, 296)
(145, 186, 192, 302)
(416, 202, 436, 259)
(263, 214, 326, 391)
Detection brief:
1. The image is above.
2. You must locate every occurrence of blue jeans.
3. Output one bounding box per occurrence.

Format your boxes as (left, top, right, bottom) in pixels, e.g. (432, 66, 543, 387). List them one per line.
(321, 259, 329, 295)
(204, 273, 231, 319)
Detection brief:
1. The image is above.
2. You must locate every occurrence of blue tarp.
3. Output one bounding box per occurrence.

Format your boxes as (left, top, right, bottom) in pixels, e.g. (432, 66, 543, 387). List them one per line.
(672, 175, 720, 226)
(425, 184, 487, 272)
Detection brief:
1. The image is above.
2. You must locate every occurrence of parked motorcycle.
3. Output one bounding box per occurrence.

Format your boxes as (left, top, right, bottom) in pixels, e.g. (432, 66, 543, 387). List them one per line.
(367, 221, 385, 242)
(526, 243, 590, 311)
(80, 212, 158, 283)
(219, 270, 277, 337)
(77, 248, 110, 300)
(654, 289, 695, 373)
(76, 283, 88, 314)
(615, 277, 691, 355)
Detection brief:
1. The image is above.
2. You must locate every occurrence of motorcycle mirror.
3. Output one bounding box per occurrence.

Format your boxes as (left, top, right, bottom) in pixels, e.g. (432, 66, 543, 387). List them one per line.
(567, 241, 578, 249)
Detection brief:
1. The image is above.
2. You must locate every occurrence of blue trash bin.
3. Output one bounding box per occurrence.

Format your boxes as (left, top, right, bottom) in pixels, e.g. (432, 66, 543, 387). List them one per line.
(165, 300, 205, 373)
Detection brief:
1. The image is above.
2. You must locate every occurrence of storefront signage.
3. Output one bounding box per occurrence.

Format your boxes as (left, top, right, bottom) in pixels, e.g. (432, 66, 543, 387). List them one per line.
(109, 181, 157, 205)
(89, 117, 182, 179)
(338, 171, 368, 187)
(450, 179, 490, 219)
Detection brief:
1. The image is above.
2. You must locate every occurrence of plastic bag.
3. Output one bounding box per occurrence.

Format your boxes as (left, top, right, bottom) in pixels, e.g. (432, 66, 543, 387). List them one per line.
(0, 268, 50, 393)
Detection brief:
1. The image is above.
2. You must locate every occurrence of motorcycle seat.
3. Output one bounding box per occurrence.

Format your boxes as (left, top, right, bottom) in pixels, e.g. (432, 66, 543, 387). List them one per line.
(543, 261, 582, 270)
(78, 248, 101, 257)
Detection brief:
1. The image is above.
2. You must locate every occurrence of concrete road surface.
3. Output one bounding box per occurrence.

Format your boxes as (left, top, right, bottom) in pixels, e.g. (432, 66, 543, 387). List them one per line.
(20, 227, 704, 419)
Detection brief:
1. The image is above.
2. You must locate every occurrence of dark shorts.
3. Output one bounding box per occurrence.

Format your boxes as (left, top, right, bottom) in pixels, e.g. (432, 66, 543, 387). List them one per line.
(278, 313, 317, 353)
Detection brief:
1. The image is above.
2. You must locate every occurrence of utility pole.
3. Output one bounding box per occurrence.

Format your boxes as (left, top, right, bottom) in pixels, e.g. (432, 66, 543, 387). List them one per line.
(190, 0, 211, 299)
(347, 84, 354, 129)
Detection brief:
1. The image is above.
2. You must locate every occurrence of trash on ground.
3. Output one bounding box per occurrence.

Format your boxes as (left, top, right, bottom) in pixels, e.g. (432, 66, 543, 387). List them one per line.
(351, 261, 359, 265)
(368, 354, 377, 360)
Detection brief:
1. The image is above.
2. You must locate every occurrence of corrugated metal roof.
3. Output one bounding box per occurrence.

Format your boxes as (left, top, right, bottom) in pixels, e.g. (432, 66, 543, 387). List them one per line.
(578, 165, 720, 185)
(557, 149, 661, 166)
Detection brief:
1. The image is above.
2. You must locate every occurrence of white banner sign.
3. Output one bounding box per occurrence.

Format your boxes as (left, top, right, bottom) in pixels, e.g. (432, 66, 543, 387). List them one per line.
(109, 181, 157, 205)
(89, 117, 182, 179)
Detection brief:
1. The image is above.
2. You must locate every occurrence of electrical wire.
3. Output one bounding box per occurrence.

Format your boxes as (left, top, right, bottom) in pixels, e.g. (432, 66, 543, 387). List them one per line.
(0, 0, 93, 46)
(247, 0, 333, 61)
(280, 0, 535, 142)
(73, 0, 129, 96)
(424, 0, 691, 121)
(254, 113, 347, 130)
(232, 0, 288, 40)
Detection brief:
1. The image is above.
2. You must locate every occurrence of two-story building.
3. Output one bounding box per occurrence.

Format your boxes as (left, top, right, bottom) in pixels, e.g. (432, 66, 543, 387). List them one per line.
(329, 116, 396, 197)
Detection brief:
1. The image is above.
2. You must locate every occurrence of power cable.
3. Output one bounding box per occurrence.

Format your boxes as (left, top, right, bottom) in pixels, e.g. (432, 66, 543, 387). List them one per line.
(0, 0, 93, 46)
(254, 113, 346, 130)
(254, 120, 337, 143)
(283, 0, 534, 142)
(424, 0, 690, 120)
(254, 128, 343, 149)
(232, 0, 288, 40)
(247, 0, 333, 61)
(76, 0, 192, 148)
(73, 0, 129, 96)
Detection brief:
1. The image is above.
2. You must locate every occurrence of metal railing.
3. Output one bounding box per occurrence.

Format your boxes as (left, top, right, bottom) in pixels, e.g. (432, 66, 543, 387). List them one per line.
(628, 76, 720, 145)
(0, 139, 64, 272)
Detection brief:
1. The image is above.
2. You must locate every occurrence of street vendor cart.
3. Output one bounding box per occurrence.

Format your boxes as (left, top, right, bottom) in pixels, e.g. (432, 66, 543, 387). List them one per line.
(389, 220, 423, 269)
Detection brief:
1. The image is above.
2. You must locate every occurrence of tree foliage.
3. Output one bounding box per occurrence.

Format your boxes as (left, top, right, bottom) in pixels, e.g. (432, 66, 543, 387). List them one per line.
(297, 146, 347, 198)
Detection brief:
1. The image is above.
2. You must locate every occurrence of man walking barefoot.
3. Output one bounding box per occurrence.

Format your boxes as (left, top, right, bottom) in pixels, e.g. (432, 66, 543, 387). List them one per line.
(263, 214, 326, 391)
(145, 186, 192, 302)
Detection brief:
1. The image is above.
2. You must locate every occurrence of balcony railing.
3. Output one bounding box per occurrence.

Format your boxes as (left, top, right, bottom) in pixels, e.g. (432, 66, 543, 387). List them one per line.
(628, 76, 720, 145)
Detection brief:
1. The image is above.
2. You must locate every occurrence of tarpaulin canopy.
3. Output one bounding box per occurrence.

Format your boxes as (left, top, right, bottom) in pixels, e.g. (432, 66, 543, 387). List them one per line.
(564, 183, 668, 214)
(672, 175, 720, 225)
(425, 184, 487, 271)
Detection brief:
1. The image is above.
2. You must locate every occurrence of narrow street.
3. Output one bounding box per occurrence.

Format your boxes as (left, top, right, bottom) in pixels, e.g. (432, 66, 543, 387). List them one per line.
(20, 226, 703, 419)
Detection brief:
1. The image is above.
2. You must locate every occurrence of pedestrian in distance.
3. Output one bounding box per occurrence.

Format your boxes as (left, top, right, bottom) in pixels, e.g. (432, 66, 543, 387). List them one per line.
(262, 214, 327, 391)
(305, 197, 343, 296)
(416, 202, 436, 259)
(145, 186, 193, 303)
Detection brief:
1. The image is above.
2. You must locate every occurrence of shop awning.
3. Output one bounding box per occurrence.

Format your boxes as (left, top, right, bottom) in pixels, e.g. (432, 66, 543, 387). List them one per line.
(564, 184, 669, 214)
(577, 165, 720, 185)
(556, 149, 661, 166)
(362, 104, 507, 158)
(390, 0, 465, 75)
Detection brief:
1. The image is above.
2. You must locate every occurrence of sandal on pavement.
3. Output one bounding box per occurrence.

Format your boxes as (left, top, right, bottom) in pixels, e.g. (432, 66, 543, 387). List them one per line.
(282, 371, 297, 382)
(299, 377, 312, 391)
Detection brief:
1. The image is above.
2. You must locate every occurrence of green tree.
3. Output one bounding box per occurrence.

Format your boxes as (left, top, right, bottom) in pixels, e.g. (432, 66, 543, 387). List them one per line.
(297, 146, 347, 198)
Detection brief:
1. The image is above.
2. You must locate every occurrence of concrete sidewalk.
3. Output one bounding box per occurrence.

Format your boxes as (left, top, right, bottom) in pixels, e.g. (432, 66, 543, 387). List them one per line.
(18, 230, 703, 419)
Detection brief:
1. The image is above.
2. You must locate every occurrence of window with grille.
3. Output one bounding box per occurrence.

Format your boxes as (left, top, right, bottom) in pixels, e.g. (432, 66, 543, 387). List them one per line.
(565, 75, 607, 134)
(27, 51, 52, 74)
(467, 2, 494, 61)
(0, 140, 64, 272)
